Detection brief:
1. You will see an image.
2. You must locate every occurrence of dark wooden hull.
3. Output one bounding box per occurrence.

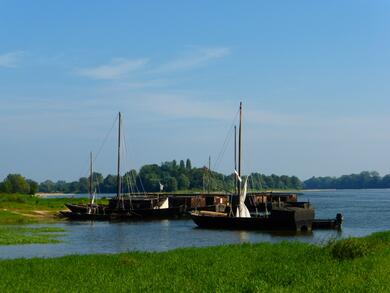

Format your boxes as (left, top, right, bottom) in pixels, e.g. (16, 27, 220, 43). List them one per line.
(191, 207, 315, 231)
(312, 219, 342, 230)
(65, 203, 89, 213)
(133, 207, 185, 219)
(60, 211, 110, 220)
(61, 206, 185, 221)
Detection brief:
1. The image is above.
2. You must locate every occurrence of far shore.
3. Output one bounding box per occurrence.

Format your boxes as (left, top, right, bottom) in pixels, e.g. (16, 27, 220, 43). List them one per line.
(35, 193, 78, 197)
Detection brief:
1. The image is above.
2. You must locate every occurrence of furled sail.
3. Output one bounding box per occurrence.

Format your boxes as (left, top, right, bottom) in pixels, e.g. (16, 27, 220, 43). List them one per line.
(236, 177, 251, 218)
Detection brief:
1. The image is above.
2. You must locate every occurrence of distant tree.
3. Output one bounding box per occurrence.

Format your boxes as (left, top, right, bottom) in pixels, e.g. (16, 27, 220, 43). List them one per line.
(91, 172, 104, 185)
(164, 177, 178, 192)
(26, 179, 38, 195)
(68, 181, 80, 193)
(280, 175, 290, 189)
(139, 164, 161, 192)
(186, 159, 192, 171)
(54, 180, 69, 193)
(179, 160, 185, 171)
(290, 176, 302, 189)
(303, 171, 389, 190)
(189, 168, 203, 189)
(39, 180, 55, 193)
(123, 170, 138, 193)
(0, 179, 11, 193)
(382, 174, 390, 188)
(78, 177, 89, 193)
(102, 175, 117, 193)
(264, 175, 274, 190)
(0, 174, 30, 194)
(177, 174, 190, 190)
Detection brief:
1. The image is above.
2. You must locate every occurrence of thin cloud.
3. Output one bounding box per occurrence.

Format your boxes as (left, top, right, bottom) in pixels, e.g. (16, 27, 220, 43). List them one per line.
(122, 79, 175, 89)
(152, 47, 230, 73)
(0, 51, 24, 68)
(75, 58, 149, 80)
(73, 47, 230, 85)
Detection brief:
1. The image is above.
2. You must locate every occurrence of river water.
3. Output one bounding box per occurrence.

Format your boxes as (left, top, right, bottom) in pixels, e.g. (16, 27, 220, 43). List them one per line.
(1, 189, 389, 259)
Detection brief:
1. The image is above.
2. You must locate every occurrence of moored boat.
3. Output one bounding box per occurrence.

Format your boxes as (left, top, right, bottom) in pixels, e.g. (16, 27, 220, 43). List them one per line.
(191, 102, 316, 231)
(62, 112, 185, 220)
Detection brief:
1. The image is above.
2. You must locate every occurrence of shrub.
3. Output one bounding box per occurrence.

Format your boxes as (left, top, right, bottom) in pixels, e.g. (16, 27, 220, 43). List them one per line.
(327, 237, 371, 260)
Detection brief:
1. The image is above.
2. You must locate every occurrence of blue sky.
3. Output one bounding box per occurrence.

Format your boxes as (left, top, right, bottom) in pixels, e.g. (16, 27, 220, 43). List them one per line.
(1, 1, 390, 182)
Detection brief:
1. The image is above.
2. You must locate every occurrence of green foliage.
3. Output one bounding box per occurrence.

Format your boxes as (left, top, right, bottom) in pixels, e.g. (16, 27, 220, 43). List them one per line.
(177, 174, 190, 190)
(304, 171, 390, 189)
(39, 179, 55, 193)
(3, 159, 303, 194)
(186, 158, 192, 170)
(31, 159, 303, 193)
(327, 237, 371, 260)
(327, 231, 390, 261)
(78, 177, 89, 193)
(164, 177, 178, 192)
(0, 231, 389, 292)
(26, 179, 38, 195)
(0, 174, 31, 194)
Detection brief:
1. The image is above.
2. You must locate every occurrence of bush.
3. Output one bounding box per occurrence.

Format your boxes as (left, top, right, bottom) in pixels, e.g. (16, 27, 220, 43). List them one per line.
(0, 193, 28, 203)
(327, 237, 371, 260)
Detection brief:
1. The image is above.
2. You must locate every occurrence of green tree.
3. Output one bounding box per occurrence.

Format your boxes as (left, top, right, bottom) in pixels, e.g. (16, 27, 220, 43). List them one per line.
(177, 174, 190, 190)
(78, 177, 89, 193)
(186, 159, 192, 171)
(189, 168, 204, 189)
(39, 180, 55, 193)
(179, 160, 185, 171)
(26, 179, 38, 195)
(123, 170, 138, 193)
(0, 174, 30, 194)
(54, 180, 69, 193)
(102, 175, 117, 193)
(164, 177, 178, 192)
(68, 181, 80, 193)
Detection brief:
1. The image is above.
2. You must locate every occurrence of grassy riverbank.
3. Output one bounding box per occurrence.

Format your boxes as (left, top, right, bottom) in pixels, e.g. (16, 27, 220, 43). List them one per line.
(0, 193, 107, 224)
(0, 231, 389, 292)
(0, 226, 65, 245)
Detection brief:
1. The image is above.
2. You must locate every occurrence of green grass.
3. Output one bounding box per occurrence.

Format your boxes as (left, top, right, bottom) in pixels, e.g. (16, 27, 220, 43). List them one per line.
(0, 226, 65, 245)
(0, 231, 389, 292)
(0, 193, 108, 224)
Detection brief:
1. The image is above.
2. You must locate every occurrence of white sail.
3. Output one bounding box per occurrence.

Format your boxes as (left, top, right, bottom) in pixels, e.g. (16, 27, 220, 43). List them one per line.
(236, 177, 251, 218)
(158, 197, 169, 209)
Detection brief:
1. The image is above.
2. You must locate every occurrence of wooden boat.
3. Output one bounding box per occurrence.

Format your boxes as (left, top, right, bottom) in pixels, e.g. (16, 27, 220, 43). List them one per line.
(191, 102, 315, 231)
(312, 213, 343, 230)
(62, 112, 185, 220)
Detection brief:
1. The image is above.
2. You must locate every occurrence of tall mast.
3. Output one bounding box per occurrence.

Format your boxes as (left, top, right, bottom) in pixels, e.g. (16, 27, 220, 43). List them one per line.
(117, 112, 122, 203)
(89, 151, 93, 200)
(208, 155, 211, 194)
(234, 125, 237, 195)
(238, 102, 243, 199)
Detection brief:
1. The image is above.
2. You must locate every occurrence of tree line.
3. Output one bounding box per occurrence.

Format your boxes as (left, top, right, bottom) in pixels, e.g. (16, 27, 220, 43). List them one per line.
(303, 171, 390, 189)
(0, 159, 303, 194)
(3, 164, 390, 195)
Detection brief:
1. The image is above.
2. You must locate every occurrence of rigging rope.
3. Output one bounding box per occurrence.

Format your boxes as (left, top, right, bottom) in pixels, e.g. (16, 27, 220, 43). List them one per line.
(79, 114, 119, 180)
(121, 118, 146, 197)
(212, 108, 239, 171)
(204, 107, 240, 196)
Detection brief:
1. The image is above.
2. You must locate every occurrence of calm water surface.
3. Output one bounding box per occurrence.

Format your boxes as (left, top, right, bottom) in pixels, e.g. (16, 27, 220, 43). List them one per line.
(1, 189, 389, 259)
